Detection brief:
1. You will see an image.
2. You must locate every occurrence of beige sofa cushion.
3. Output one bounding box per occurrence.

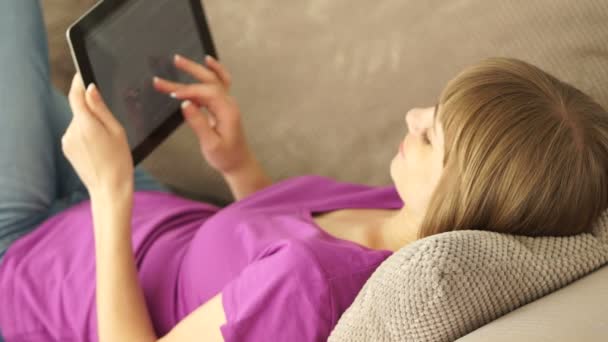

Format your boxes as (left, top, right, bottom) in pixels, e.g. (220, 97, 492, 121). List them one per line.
(328, 210, 608, 342)
(456, 265, 608, 341)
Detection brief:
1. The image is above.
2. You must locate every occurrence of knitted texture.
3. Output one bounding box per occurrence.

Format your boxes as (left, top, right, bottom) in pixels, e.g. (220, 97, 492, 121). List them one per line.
(328, 209, 608, 341)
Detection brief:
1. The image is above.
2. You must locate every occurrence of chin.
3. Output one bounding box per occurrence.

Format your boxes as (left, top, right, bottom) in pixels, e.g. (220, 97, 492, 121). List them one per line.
(389, 157, 405, 199)
(389, 154, 398, 183)
(391, 152, 407, 181)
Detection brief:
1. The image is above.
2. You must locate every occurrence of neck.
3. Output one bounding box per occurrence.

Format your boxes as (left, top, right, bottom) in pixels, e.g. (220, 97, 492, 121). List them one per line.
(377, 206, 422, 252)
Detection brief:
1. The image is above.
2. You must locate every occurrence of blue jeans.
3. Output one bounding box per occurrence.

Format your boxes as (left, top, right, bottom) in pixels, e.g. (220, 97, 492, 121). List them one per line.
(0, 2, 171, 339)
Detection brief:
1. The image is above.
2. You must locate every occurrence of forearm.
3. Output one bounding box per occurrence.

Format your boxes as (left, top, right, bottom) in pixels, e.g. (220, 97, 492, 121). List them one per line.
(223, 156, 273, 201)
(91, 191, 157, 342)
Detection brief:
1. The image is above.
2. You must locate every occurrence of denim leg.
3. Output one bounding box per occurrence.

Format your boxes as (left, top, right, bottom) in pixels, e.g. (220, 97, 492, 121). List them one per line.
(132, 166, 173, 193)
(0, 0, 172, 261)
(0, 0, 58, 256)
(43, 164, 172, 222)
(48, 85, 83, 199)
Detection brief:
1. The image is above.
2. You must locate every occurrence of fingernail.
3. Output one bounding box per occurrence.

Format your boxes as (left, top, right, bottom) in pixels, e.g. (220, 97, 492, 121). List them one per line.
(205, 55, 213, 61)
(181, 100, 191, 109)
(87, 83, 95, 93)
(170, 92, 178, 98)
(174, 54, 181, 62)
(153, 76, 159, 83)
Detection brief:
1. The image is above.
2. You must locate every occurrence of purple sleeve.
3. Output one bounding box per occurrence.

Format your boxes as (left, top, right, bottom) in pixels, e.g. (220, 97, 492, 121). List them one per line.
(220, 243, 334, 341)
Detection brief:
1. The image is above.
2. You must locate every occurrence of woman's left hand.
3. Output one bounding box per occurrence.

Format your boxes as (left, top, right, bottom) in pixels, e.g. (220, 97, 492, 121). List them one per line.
(62, 72, 134, 199)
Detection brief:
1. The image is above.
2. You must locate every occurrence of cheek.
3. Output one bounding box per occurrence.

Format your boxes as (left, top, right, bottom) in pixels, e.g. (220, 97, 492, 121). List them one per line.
(403, 138, 432, 169)
(392, 140, 441, 196)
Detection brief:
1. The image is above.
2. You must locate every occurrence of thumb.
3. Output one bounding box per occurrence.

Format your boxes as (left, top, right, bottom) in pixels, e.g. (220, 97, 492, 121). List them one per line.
(181, 100, 220, 144)
(85, 83, 121, 133)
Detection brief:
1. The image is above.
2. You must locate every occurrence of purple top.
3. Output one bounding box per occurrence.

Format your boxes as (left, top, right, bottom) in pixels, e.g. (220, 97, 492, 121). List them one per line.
(0, 175, 403, 341)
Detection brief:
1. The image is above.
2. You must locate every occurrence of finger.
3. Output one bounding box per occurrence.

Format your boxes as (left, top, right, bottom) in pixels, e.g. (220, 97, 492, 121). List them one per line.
(61, 123, 73, 155)
(171, 83, 222, 103)
(204, 55, 232, 89)
(152, 76, 188, 94)
(174, 54, 219, 85)
(61, 120, 81, 155)
(84, 83, 122, 133)
(199, 106, 218, 128)
(68, 73, 102, 131)
(68, 72, 85, 119)
(180, 100, 220, 146)
(171, 84, 233, 119)
(208, 112, 217, 127)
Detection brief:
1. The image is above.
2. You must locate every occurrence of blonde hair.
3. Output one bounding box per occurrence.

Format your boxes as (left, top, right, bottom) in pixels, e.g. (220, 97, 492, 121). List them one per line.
(419, 57, 608, 239)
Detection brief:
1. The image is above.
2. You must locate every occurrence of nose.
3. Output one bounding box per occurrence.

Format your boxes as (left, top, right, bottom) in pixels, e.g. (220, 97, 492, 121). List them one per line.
(405, 107, 425, 135)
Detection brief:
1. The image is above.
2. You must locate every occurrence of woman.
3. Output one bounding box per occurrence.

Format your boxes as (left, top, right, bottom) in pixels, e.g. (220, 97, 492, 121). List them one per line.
(1, 1, 608, 341)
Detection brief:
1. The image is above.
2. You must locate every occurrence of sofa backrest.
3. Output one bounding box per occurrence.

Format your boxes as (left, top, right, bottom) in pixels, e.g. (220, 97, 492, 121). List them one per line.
(457, 264, 608, 341)
(142, 0, 608, 203)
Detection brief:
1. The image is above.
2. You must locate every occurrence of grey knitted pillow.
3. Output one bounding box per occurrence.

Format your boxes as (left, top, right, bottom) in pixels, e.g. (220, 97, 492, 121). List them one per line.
(328, 209, 608, 342)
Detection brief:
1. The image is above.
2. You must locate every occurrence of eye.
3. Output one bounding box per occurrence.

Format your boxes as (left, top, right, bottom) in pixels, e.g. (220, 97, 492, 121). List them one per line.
(423, 130, 432, 145)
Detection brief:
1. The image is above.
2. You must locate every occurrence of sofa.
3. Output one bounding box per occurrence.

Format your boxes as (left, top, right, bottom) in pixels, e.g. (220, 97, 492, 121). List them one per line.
(43, 0, 608, 340)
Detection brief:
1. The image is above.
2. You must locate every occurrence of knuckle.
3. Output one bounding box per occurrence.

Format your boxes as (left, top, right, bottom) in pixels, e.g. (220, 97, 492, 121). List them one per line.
(114, 125, 127, 138)
(196, 84, 215, 98)
(204, 140, 221, 152)
(68, 89, 75, 102)
(61, 135, 70, 150)
(210, 73, 221, 84)
(208, 85, 221, 96)
(183, 84, 198, 95)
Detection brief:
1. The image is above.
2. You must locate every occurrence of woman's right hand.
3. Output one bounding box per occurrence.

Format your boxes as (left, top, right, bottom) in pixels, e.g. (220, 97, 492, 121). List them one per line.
(152, 54, 255, 175)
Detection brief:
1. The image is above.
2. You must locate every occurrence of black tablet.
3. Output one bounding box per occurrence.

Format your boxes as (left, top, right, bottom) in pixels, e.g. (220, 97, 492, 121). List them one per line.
(67, 0, 218, 165)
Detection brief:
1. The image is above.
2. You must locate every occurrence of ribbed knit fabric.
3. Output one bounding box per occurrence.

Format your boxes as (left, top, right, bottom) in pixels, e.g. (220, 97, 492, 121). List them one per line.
(329, 208, 608, 341)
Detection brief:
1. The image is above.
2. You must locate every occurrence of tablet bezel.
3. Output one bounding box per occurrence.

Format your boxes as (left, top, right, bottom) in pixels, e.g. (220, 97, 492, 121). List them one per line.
(66, 0, 218, 165)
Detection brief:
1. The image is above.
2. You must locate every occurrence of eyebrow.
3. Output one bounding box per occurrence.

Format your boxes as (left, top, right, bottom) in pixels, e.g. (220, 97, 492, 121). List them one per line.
(429, 103, 438, 140)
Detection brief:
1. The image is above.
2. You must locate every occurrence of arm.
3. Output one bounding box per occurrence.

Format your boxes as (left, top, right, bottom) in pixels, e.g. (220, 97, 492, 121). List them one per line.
(223, 155, 273, 201)
(93, 190, 228, 342)
(64, 72, 228, 342)
(152, 54, 272, 203)
(92, 191, 228, 342)
(91, 191, 157, 342)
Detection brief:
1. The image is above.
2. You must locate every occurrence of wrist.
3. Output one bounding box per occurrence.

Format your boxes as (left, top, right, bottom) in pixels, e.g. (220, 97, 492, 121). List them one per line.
(222, 155, 272, 201)
(90, 188, 133, 239)
(223, 153, 259, 181)
(90, 185, 133, 207)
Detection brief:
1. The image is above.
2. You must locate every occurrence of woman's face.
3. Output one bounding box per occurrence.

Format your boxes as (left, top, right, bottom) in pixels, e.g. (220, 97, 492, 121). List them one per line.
(390, 105, 445, 217)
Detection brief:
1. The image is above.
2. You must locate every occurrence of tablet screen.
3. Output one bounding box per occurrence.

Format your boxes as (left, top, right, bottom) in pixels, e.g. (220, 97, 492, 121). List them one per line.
(84, 0, 207, 148)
